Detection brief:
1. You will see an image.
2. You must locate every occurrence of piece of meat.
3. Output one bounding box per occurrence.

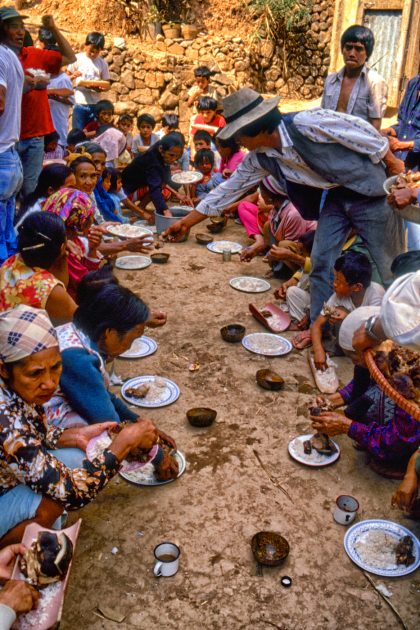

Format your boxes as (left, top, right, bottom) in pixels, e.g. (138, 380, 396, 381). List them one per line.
(125, 384, 150, 398)
(389, 373, 416, 400)
(310, 432, 336, 455)
(375, 351, 391, 378)
(303, 440, 312, 455)
(155, 448, 179, 481)
(395, 535, 415, 566)
(20, 532, 73, 587)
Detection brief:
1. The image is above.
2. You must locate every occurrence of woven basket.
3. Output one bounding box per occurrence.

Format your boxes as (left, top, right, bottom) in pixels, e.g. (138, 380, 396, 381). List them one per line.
(365, 350, 420, 421)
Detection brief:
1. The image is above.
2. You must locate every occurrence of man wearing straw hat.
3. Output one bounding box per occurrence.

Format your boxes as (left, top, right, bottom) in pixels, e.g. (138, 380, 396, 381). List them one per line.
(164, 88, 405, 321)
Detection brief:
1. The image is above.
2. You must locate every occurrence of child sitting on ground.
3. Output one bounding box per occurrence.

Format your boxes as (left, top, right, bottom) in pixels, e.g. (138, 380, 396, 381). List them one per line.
(157, 113, 179, 139)
(192, 130, 221, 170)
(132, 113, 160, 155)
(83, 99, 114, 138)
(193, 149, 224, 202)
(66, 129, 87, 154)
(117, 113, 134, 154)
(311, 251, 385, 371)
(215, 133, 246, 178)
(102, 167, 129, 223)
(44, 131, 65, 162)
(191, 96, 226, 139)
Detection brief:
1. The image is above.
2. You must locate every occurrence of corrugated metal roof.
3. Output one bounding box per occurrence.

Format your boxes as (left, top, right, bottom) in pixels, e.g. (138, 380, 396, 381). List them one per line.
(363, 10, 403, 84)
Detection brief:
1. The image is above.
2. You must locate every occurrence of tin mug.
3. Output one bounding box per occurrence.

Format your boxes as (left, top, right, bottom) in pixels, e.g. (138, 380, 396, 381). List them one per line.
(153, 542, 180, 577)
(333, 495, 359, 525)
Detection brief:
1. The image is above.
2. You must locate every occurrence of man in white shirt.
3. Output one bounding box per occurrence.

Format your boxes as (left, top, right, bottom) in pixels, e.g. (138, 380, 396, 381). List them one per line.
(0, 6, 25, 264)
(67, 31, 110, 131)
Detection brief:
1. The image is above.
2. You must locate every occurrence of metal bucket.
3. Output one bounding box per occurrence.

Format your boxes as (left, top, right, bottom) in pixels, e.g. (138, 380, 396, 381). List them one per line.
(155, 206, 192, 240)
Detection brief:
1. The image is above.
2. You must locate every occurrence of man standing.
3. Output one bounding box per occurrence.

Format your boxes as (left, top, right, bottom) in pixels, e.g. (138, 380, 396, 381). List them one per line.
(0, 7, 24, 264)
(164, 88, 405, 322)
(321, 25, 387, 130)
(0, 7, 75, 199)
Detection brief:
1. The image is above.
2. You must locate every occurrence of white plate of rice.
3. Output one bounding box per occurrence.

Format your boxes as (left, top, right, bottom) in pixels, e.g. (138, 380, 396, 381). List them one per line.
(242, 332, 292, 356)
(115, 255, 152, 270)
(107, 224, 154, 239)
(344, 519, 420, 577)
(122, 376, 180, 408)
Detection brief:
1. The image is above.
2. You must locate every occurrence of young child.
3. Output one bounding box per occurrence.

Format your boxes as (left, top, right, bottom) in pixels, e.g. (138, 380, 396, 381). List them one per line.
(311, 251, 385, 370)
(187, 66, 221, 112)
(193, 149, 224, 202)
(104, 167, 129, 223)
(157, 114, 179, 139)
(44, 131, 65, 161)
(191, 96, 226, 138)
(66, 128, 87, 154)
(132, 114, 160, 155)
(84, 100, 114, 138)
(192, 130, 221, 170)
(117, 113, 134, 153)
(215, 134, 246, 178)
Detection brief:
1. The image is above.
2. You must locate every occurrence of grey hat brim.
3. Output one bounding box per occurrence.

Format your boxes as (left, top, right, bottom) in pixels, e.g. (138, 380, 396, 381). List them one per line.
(218, 95, 281, 140)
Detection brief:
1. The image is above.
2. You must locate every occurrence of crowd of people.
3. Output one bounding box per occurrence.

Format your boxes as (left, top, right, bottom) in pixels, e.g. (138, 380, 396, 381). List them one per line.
(0, 5, 419, 624)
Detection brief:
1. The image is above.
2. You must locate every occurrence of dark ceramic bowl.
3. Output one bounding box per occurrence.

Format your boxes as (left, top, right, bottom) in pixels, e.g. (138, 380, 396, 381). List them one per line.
(210, 216, 227, 225)
(151, 253, 170, 264)
(206, 222, 224, 234)
(220, 324, 246, 343)
(256, 369, 285, 391)
(195, 233, 214, 245)
(251, 531, 290, 567)
(186, 407, 217, 427)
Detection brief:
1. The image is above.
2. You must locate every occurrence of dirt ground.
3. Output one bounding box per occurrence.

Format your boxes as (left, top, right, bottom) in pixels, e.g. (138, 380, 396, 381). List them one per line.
(60, 221, 419, 630)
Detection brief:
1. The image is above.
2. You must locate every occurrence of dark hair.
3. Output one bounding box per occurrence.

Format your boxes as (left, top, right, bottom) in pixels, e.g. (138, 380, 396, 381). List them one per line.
(44, 131, 59, 148)
(18, 212, 66, 269)
(194, 148, 214, 168)
(70, 156, 95, 173)
(259, 179, 287, 201)
(67, 128, 86, 146)
(137, 113, 156, 129)
(162, 114, 179, 130)
(76, 264, 118, 304)
(158, 131, 185, 151)
(238, 108, 282, 138)
(38, 27, 59, 50)
(341, 25, 375, 59)
(79, 142, 106, 157)
(194, 66, 213, 78)
(215, 132, 240, 153)
(73, 282, 150, 341)
(105, 167, 122, 193)
(334, 251, 372, 288)
(85, 32, 105, 49)
(197, 96, 217, 112)
(391, 251, 420, 278)
(298, 229, 316, 255)
(23, 30, 34, 47)
(95, 100, 114, 115)
(118, 113, 133, 125)
(193, 130, 212, 145)
(22, 164, 73, 212)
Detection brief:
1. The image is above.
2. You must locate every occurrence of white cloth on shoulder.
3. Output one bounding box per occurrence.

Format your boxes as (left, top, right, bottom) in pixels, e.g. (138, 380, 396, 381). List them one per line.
(381, 271, 420, 351)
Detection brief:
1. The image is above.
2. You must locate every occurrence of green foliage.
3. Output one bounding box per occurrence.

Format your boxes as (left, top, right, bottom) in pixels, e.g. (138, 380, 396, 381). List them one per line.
(249, 0, 312, 38)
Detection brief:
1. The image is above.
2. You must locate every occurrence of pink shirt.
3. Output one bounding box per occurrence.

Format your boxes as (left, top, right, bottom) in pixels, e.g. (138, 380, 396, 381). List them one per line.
(270, 201, 317, 242)
(220, 150, 247, 175)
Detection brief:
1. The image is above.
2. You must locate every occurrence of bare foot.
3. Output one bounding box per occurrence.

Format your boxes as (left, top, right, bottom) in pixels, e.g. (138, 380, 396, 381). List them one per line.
(163, 209, 173, 218)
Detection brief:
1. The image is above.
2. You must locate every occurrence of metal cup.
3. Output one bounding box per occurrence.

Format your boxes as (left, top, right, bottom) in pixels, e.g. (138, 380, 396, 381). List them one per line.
(222, 249, 231, 262)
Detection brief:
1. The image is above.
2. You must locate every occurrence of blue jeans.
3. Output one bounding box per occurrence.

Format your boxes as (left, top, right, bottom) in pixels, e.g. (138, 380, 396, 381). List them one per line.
(406, 220, 420, 250)
(0, 147, 23, 264)
(16, 136, 44, 199)
(72, 104, 96, 130)
(310, 188, 405, 322)
(0, 448, 85, 539)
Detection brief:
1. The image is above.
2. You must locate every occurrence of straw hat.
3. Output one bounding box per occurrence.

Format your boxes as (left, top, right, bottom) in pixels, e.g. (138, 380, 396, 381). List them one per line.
(217, 88, 280, 140)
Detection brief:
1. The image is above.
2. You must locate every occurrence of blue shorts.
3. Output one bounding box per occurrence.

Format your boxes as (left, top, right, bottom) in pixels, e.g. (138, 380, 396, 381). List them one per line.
(0, 448, 85, 539)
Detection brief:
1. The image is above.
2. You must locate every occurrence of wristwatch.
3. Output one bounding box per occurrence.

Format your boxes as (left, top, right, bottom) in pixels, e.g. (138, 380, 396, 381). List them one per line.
(364, 315, 382, 342)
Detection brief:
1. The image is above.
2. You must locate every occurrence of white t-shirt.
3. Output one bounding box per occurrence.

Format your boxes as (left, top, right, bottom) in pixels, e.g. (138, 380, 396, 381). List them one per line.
(0, 44, 24, 152)
(132, 132, 160, 155)
(68, 52, 110, 105)
(48, 72, 74, 146)
(321, 281, 385, 315)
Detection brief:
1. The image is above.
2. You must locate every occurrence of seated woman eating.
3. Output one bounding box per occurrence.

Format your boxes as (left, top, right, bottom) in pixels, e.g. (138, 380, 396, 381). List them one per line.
(0, 305, 161, 547)
(0, 213, 77, 324)
(45, 279, 162, 428)
(42, 187, 103, 300)
(310, 307, 420, 477)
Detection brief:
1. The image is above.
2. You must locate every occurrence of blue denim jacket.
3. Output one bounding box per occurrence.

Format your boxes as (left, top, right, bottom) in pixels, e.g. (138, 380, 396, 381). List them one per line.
(392, 74, 420, 159)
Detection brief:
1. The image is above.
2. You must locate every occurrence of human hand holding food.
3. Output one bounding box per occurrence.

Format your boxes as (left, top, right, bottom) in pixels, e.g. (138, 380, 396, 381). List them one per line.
(146, 309, 167, 328)
(313, 348, 327, 371)
(391, 475, 418, 512)
(274, 277, 297, 300)
(0, 544, 27, 581)
(125, 234, 154, 253)
(0, 580, 40, 615)
(310, 411, 351, 436)
(109, 419, 158, 461)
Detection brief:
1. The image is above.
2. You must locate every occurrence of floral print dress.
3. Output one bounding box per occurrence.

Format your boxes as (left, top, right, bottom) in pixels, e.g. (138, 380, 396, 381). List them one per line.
(0, 254, 64, 311)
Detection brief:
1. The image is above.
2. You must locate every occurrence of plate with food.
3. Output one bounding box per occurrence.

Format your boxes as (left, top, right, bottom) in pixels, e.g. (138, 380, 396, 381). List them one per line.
(107, 224, 154, 239)
(122, 376, 180, 408)
(242, 332, 292, 356)
(12, 520, 81, 630)
(288, 433, 340, 467)
(115, 255, 152, 270)
(171, 171, 203, 185)
(134, 220, 157, 234)
(207, 240, 243, 254)
(344, 519, 420, 577)
(230, 276, 271, 293)
(119, 335, 157, 359)
(383, 173, 420, 224)
(120, 450, 186, 486)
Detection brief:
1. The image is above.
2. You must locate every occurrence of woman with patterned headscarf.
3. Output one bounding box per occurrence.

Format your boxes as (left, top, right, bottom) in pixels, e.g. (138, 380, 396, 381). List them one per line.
(0, 305, 159, 547)
(43, 187, 103, 299)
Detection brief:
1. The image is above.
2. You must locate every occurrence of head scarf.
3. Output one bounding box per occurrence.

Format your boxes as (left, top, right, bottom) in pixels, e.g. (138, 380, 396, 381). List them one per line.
(339, 306, 381, 351)
(262, 175, 287, 197)
(43, 187, 94, 233)
(0, 305, 58, 363)
(381, 271, 420, 351)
